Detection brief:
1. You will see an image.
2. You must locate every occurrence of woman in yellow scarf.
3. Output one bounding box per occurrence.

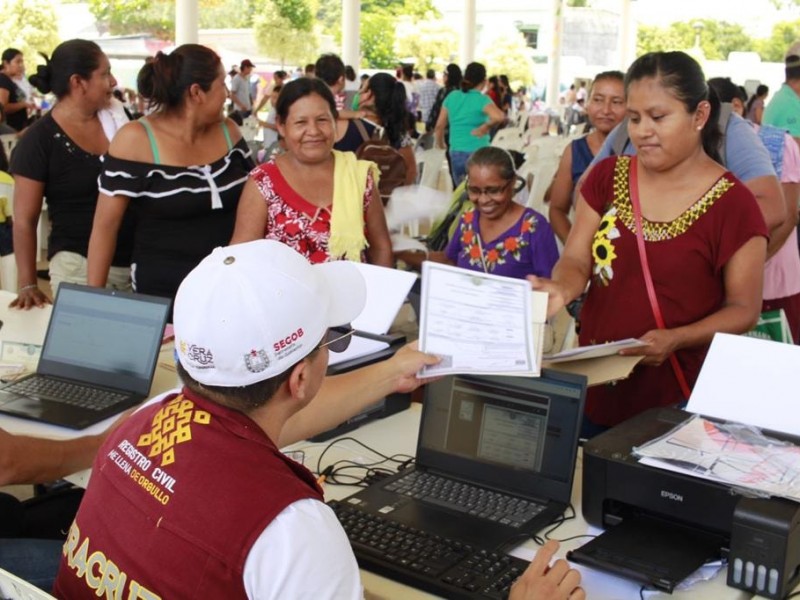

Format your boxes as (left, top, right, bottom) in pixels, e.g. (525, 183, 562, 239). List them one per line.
(231, 77, 392, 266)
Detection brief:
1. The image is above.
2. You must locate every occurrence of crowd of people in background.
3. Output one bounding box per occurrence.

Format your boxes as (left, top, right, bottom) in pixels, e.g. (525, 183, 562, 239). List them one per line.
(1, 34, 800, 600)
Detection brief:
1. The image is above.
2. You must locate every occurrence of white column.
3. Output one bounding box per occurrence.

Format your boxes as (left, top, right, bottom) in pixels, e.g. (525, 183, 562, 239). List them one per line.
(546, 0, 565, 108)
(461, 0, 476, 67)
(619, 0, 635, 70)
(175, 0, 199, 45)
(342, 0, 360, 68)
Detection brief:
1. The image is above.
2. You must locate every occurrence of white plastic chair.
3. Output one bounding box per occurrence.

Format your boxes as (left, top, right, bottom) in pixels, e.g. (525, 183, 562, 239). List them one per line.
(239, 116, 260, 142)
(416, 148, 446, 190)
(526, 157, 560, 216)
(0, 567, 55, 600)
(491, 128, 525, 153)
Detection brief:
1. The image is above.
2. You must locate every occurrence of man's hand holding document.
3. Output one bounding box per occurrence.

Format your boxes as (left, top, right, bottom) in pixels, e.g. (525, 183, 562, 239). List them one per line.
(418, 262, 548, 377)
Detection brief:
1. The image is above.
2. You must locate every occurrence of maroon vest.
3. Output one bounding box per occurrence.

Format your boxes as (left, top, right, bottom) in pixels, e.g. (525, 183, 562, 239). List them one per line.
(54, 388, 323, 599)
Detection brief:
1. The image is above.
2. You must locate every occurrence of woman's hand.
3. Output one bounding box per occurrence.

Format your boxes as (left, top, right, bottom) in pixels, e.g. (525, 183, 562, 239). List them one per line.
(10, 286, 51, 310)
(619, 328, 681, 366)
(528, 275, 570, 319)
(471, 123, 490, 137)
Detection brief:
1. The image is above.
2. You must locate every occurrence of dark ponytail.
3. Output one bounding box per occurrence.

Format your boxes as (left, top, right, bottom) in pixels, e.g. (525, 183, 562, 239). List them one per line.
(365, 72, 411, 147)
(29, 39, 103, 99)
(461, 62, 487, 92)
(137, 44, 221, 113)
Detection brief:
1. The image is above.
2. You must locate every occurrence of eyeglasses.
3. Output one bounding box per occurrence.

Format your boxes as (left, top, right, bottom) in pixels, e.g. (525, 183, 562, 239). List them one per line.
(317, 325, 355, 353)
(466, 180, 512, 199)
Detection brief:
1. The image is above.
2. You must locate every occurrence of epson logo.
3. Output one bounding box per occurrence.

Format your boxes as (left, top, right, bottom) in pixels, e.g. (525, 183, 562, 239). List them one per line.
(661, 490, 684, 502)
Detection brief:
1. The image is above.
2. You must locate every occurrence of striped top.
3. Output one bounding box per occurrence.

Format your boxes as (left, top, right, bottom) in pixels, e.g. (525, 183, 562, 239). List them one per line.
(98, 139, 254, 299)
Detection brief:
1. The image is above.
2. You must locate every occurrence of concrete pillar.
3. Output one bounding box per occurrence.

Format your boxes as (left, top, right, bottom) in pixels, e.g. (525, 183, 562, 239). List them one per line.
(461, 0, 476, 67)
(175, 0, 198, 46)
(546, 0, 565, 108)
(619, 0, 635, 70)
(342, 0, 360, 68)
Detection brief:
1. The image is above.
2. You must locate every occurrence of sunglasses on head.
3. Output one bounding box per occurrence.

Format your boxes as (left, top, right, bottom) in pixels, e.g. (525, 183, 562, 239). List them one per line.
(318, 325, 355, 353)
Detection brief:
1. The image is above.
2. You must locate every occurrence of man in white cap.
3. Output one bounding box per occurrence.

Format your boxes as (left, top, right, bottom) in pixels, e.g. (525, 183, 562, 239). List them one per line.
(53, 240, 584, 599)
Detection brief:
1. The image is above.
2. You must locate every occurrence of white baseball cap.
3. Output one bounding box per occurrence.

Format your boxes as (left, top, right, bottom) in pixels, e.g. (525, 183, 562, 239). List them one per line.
(174, 240, 366, 387)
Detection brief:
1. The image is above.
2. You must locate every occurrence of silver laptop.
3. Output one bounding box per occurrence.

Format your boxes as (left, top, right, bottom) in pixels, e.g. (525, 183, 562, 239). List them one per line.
(335, 369, 587, 551)
(0, 283, 171, 429)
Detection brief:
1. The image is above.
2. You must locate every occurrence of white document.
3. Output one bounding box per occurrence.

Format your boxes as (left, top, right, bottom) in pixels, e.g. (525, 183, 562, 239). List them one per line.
(635, 415, 800, 503)
(688, 333, 800, 436)
(350, 262, 417, 335)
(544, 338, 647, 363)
(418, 261, 546, 377)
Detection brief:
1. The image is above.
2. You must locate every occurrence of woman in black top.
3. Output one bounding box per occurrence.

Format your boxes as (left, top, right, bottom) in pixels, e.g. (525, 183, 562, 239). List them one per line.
(10, 39, 134, 309)
(87, 44, 253, 306)
(0, 48, 32, 132)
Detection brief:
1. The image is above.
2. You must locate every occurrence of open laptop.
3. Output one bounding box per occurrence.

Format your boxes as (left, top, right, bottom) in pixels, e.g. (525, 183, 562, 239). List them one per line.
(334, 369, 587, 551)
(0, 283, 171, 429)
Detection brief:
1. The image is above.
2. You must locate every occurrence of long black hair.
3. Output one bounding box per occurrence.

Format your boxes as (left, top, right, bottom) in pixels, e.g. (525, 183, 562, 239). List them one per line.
(625, 51, 721, 163)
(365, 72, 410, 148)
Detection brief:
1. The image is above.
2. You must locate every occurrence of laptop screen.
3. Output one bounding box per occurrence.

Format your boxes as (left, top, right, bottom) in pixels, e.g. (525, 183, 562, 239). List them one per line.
(417, 370, 586, 504)
(37, 284, 171, 395)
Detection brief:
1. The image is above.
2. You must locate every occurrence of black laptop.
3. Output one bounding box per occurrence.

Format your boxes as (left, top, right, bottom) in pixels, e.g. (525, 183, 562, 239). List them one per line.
(335, 369, 587, 550)
(0, 284, 171, 429)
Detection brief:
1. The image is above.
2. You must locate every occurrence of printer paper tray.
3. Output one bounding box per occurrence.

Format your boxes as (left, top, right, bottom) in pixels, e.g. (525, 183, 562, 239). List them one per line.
(566, 514, 725, 592)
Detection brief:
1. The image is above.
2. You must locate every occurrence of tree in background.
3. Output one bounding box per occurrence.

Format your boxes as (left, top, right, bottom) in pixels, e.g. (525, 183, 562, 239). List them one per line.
(0, 0, 60, 68)
(355, 0, 439, 68)
(360, 13, 396, 69)
(477, 29, 534, 90)
(636, 19, 754, 60)
(253, 0, 318, 68)
(88, 0, 173, 39)
(394, 17, 458, 72)
(757, 19, 800, 61)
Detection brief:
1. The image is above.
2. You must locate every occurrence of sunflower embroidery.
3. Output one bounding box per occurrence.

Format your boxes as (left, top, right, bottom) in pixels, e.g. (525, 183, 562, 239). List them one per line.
(592, 208, 620, 286)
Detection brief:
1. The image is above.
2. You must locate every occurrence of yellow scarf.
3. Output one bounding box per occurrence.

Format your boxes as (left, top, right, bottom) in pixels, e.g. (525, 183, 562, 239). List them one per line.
(329, 149, 380, 261)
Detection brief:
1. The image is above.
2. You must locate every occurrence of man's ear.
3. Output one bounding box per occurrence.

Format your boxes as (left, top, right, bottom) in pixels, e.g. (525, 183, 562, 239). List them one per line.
(286, 358, 312, 401)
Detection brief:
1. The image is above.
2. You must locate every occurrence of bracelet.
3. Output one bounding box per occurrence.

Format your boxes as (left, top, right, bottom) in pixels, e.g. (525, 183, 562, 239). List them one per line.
(19, 284, 38, 292)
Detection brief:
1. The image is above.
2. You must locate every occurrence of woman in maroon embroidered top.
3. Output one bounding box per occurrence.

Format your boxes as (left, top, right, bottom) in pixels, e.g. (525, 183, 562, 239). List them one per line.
(230, 77, 392, 267)
(532, 52, 768, 435)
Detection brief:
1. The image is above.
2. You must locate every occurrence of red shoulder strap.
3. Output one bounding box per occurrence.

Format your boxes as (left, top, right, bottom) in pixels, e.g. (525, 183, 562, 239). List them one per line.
(628, 157, 692, 400)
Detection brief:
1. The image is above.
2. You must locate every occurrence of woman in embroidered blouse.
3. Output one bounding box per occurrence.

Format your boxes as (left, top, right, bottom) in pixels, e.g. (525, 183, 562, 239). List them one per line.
(87, 44, 254, 304)
(10, 39, 134, 309)
(531, 52, 768, 434)
(397, 147, 558, 279)
(547, 71, 626, 245)
(230, 77, 392, 267)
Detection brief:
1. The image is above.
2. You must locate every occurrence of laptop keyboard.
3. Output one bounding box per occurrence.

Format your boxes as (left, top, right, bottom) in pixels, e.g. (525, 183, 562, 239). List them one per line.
(330, 500, 529, 599)
(3, 376, 128, 411)
(383, 471, 546, 528)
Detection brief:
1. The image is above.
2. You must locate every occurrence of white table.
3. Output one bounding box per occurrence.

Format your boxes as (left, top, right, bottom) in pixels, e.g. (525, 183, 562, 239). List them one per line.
(0, 294, 783, 599)
(288, 404, 777, 600)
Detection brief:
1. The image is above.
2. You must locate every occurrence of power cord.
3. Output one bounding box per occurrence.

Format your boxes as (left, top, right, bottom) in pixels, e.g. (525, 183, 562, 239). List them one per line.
(314, 436, 414, 487)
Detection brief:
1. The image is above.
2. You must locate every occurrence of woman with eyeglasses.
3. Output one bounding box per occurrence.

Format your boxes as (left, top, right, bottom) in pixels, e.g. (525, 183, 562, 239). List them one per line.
(398, 147, 558, 278)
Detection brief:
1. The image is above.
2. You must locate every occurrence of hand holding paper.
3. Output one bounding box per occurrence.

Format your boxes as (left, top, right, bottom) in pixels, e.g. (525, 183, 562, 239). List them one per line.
(418, 262, 547, 377)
